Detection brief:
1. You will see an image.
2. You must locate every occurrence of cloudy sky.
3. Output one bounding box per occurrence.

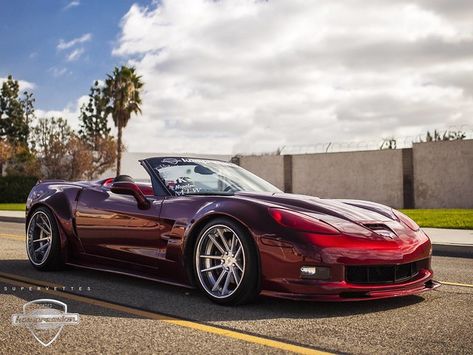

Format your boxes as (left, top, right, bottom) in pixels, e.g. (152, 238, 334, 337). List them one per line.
(1, 0, 473, 154)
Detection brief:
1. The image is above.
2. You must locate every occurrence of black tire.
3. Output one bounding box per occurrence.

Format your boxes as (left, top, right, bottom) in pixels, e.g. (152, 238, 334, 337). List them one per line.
(26, 207, 63, 271)
(193, 218, 259, 306)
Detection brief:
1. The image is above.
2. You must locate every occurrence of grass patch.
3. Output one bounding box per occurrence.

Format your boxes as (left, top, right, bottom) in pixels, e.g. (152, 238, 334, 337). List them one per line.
(0, 203, 470, 229)
(0, 203, 26, 211)
(400, 209, 473, 230)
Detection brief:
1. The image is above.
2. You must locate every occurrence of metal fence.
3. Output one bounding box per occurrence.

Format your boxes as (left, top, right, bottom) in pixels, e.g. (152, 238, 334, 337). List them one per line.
(278, 125, 473, 155)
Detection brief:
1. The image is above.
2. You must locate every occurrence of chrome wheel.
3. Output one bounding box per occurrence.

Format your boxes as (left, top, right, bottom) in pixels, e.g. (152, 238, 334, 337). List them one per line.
(27, 211, 53, 266)
(195, 224, 246, 299)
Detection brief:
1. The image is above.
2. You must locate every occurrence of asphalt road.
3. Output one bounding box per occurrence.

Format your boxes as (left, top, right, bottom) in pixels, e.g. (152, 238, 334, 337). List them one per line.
(1, 221, 472, 354)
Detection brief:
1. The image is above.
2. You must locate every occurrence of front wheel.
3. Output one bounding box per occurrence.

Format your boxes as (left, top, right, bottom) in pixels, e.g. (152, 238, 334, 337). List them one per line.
(194, 218, 259, 305)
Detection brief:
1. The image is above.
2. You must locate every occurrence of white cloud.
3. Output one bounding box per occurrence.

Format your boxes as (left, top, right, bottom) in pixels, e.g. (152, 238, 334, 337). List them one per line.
(57, 33, 91, 63)
(0, 77, 35, 91)
(63, 0, 80, 11)
(66, 47, 85, 61)
(57, 33, 92, 51)
(35, 95, 90, 130)
(109, 1, 473, 153)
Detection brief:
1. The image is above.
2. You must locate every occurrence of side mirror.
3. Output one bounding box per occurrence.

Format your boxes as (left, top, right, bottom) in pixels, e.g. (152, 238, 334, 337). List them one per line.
(110, 181, 150, 210)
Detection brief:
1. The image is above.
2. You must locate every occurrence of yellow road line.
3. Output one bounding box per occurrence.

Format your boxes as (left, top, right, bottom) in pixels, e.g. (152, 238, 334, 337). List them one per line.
(0, 233, 24, 241)
(440, 281, 473, 288)
(0, 274, 330, 355)
(0, 271, 64, 289)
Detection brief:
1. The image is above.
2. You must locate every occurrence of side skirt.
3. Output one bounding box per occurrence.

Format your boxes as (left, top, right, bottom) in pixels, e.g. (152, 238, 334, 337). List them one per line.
(65, 262, 195, 290)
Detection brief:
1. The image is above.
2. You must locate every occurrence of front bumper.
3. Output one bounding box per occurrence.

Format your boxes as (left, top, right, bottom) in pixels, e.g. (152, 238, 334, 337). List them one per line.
(258, 229, 438, 301)
(260, 270, 440, 301)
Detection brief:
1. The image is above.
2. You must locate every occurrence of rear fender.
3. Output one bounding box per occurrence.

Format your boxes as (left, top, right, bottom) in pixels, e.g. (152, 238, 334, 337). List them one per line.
(27, 183, 84, 261)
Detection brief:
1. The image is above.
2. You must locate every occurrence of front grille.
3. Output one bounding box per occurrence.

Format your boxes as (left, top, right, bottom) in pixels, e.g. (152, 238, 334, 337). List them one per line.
(346, 261, 419, 284)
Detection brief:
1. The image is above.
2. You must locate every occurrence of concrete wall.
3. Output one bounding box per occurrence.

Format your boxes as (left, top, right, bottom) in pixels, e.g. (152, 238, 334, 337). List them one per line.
(238, 155, 285, 191)
(292, 150, 405, 208)
(237, 139, 473, 209)
(95, 141, 472, 208)
(413, 140, 473, 208)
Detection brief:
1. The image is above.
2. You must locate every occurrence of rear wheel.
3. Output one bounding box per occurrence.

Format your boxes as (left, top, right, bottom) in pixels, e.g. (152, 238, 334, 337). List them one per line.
(194, 218, 259, 305)
(26, 207, 63, 271)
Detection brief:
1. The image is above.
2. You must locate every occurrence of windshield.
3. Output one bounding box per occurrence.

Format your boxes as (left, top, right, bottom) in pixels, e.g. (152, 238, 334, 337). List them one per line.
(147, 157, 281, 196)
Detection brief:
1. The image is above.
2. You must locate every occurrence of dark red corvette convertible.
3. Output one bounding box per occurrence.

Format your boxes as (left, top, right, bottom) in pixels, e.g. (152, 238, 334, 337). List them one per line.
(25, 157, 439, 305)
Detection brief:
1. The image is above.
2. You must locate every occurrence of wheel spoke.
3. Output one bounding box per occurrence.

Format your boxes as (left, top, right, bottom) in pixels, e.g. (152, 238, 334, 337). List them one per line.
(221, 270, 232, 295)
(212, 270, 227, 291)
(235, 246, 242, 259)
(34, 243, 49, 253)
(231, 268, 240, 284)
(201, 264, 223, 273)
(208, 235, 225, 254)
(33, 237, 51, 243)
(36, 223, 51, 236)
(216, 228, 230, 251)
(38, 215, 51, 233)
(230, 234, 235, 254)
(234, 261, 244, 272)
(199, 255, 222, 260)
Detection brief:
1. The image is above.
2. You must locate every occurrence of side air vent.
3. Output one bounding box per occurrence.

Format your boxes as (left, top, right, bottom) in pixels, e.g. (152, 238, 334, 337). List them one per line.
(363, 223, 397, 238)
(363, 223, 391, 231)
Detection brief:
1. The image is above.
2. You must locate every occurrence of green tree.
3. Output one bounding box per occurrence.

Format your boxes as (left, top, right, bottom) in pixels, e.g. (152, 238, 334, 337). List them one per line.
(5, 145, 39, 177)
(0, 139, 13, 175)
(79, 81, 111, 148)
(32, 117, 93, 180)
(79, 81, 117, 179)
(0, 75, 35, 146)
(103, 66, 143, 175)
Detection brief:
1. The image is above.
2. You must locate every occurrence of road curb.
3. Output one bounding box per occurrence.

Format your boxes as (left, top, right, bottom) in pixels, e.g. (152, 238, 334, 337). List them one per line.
(432, 244, 473, 259)
(0, 216, 25, 224)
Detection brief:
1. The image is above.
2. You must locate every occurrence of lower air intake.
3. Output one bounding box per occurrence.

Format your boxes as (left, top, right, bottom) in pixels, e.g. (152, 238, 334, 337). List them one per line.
(346, 260, 421, 284)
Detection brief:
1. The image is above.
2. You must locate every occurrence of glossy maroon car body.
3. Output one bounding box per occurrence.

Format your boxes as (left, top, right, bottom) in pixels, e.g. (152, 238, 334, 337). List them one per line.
(26, 157, 439, 301)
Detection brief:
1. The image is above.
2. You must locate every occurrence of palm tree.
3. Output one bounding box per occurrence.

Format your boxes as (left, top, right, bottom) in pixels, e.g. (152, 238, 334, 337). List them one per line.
(104, 66, 143, 175)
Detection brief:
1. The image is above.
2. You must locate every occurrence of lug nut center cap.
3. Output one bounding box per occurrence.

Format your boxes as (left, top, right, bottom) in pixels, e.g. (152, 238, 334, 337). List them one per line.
(223, 256, 236, 267)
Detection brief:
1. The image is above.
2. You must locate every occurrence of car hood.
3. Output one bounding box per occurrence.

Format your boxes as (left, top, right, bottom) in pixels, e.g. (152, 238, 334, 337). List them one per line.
(234, 191, 409, 237)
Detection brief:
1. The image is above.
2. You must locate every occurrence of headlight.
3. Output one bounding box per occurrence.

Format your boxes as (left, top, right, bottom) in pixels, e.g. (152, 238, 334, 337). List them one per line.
(393, 209, 420, 231)
(269, 208, 340, 235)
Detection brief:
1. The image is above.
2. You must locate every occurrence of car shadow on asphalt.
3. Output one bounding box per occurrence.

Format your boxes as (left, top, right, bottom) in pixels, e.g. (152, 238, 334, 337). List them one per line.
(0, 259, 427, 322)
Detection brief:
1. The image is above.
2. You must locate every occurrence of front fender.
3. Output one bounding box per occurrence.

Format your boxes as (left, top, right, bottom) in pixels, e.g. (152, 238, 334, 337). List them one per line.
(185, 197, 277, 246)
